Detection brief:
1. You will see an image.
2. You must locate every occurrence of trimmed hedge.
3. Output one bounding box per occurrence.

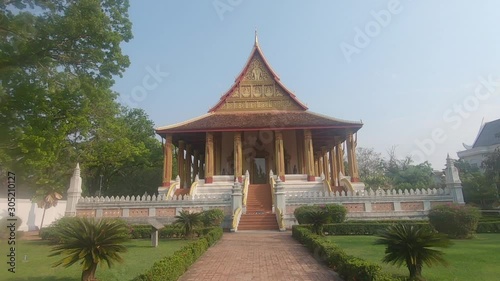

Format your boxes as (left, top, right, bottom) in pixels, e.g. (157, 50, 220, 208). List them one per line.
(476, 221, 500, 233)
(41, 223, 216, 243)
(321, 222, 432, 235)
(133, 227, 223, 281)
(304, 221, 500, 235)
(129, 225, 215, 239)
(292, 226, 398, 281)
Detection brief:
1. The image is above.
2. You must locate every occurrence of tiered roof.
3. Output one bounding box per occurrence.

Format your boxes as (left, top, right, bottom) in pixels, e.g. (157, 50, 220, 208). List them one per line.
(156, 35, 362, 135)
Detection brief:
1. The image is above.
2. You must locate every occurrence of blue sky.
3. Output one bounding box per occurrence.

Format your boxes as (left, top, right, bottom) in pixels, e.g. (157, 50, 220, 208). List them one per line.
(113, 0, 500, 170)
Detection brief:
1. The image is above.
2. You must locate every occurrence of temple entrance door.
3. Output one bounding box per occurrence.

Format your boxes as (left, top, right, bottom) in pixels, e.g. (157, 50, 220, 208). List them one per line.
(251, 157, 267, 184)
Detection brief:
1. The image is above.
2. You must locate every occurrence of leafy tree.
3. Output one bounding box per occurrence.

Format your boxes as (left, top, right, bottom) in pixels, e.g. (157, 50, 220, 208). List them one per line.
(50, 217, 129, 281)
(174, 210, 203, 239)
(0, 0, 133, 196)
(482, 148, 500, 196)
(375, 224, 451, 280)
(456, 158, 499, 208)
(389, 162, 435, 191)
(357, 147, 390, 189)
(80, 107, 163, 196)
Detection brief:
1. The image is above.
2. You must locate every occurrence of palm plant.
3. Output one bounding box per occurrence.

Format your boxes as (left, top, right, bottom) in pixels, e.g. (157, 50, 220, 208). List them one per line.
(306, 209, 331, 235)
(50, 217, 129, 281)
(374, 224, 451, 280)
(33, 188, 63, 230)
(174, 210, 203, 238)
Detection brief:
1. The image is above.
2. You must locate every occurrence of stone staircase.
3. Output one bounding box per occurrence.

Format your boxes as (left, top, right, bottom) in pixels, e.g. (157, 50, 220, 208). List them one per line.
(238, 184, 279, 231)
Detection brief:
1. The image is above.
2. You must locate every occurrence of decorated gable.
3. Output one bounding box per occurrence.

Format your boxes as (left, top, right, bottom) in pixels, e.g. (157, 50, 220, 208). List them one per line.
(210, 45, 307, 112)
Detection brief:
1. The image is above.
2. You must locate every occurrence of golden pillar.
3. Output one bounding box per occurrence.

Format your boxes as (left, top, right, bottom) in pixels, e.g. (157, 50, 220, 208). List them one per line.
(322, 146, 330, 181)
(318, 153, 324, 177)
(346, 133, 360, 181)
(178, 140, 185, 188)
(234, 132, 243, 182)
(186, 144, 192, 187)
(336, 142, 345, 176)
(193, 150, 199, 179)
(313, 154, 319, 177)
(304, 129, 315, 181)
(214, 134, 221, 175)
(275, 131, 285, 181)
(330, 146, 338, 186)
(199, 154, 205, 179)
(296, 130, 304, 174)
(162, 135, 173, 187)
(205, 133, 214, 183)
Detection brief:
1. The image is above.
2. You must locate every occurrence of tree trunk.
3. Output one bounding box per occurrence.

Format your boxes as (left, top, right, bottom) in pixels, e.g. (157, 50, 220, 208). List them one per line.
(408, 262, 423, 280)
(40, 207, 47, 230)
(81, 263, 98, 281)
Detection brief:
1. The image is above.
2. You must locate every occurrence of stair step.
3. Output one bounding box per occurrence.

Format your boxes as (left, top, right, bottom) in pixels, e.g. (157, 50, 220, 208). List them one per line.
(238, 184, 278, 231)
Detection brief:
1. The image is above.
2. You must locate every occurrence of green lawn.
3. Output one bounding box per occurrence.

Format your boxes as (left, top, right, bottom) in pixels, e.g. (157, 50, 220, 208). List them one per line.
(2, 238, 188, 281)
(327, 234, 500, 281)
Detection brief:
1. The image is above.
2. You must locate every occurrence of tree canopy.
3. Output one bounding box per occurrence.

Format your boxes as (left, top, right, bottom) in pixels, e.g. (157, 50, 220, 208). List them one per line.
(0, 1, 163, 198)
(356, 147, 438, 190)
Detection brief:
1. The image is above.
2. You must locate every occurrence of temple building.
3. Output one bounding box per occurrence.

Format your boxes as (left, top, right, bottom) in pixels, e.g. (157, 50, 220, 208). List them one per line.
(458, 118, 500, 168)
(156, 35, 364, 194)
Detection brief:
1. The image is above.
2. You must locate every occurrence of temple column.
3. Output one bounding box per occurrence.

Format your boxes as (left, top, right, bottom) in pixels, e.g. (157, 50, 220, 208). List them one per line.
(318, 153, 324, 177)
(336, 142, 345, 176)
(205, 133, 214, 183)
(330, 146, 338, 186)
(322, 146, 329, 181)
(275, 131, 285, 181)
(214, 134, 221, 175)
(304, 129, 315, 181)
(234, 132, 243, 182)
(186, 144, 192, 187)
(313, 154, 319, 177)
(178, 140, 185, 188)
(296, 130, 304, 174)
(162, 135, 173, 187)
(346, 133, 360, 181)
(193, 150, 199, 179)
(199, 155, 205, 179)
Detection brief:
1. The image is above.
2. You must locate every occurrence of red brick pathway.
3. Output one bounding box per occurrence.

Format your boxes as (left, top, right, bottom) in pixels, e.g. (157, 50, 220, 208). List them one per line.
(179, 231, 342, 281)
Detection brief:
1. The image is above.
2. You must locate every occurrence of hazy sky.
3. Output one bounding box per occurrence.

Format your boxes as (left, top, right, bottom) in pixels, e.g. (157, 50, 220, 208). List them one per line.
(112, 0, 500, 170)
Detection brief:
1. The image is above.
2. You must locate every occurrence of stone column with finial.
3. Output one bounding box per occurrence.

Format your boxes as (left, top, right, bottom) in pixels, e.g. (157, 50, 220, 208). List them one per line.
(445, 154, 465, 204)
(65, 163, 82, 217)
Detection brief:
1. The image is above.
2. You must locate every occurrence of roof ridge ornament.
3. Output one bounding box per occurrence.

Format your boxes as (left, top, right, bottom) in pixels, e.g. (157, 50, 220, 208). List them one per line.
(254, 29, 259, 46)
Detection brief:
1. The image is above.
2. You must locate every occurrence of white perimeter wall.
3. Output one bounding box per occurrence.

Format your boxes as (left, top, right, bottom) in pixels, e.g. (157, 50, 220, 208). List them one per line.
(0, 198, 67, 231)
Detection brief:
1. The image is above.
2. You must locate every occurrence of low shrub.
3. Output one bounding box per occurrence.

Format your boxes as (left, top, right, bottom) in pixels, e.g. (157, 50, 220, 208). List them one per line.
(429, 204, 481, 238)
(294, 204, 347, 225)
(201, 209, 225, 227)
(294, 205, 319, 224)
(40, 217, 82, 244)
(292, 226, 398, 281)
(324, 204, 347, 223)
(133, 227, 223, 281)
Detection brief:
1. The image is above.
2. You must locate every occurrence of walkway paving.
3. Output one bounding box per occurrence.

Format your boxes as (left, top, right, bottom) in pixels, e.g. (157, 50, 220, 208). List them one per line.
(179, 231, 342, 281)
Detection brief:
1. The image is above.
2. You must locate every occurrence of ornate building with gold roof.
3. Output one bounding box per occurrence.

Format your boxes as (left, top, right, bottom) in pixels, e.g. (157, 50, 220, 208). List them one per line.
(156, 34, 364, 196)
